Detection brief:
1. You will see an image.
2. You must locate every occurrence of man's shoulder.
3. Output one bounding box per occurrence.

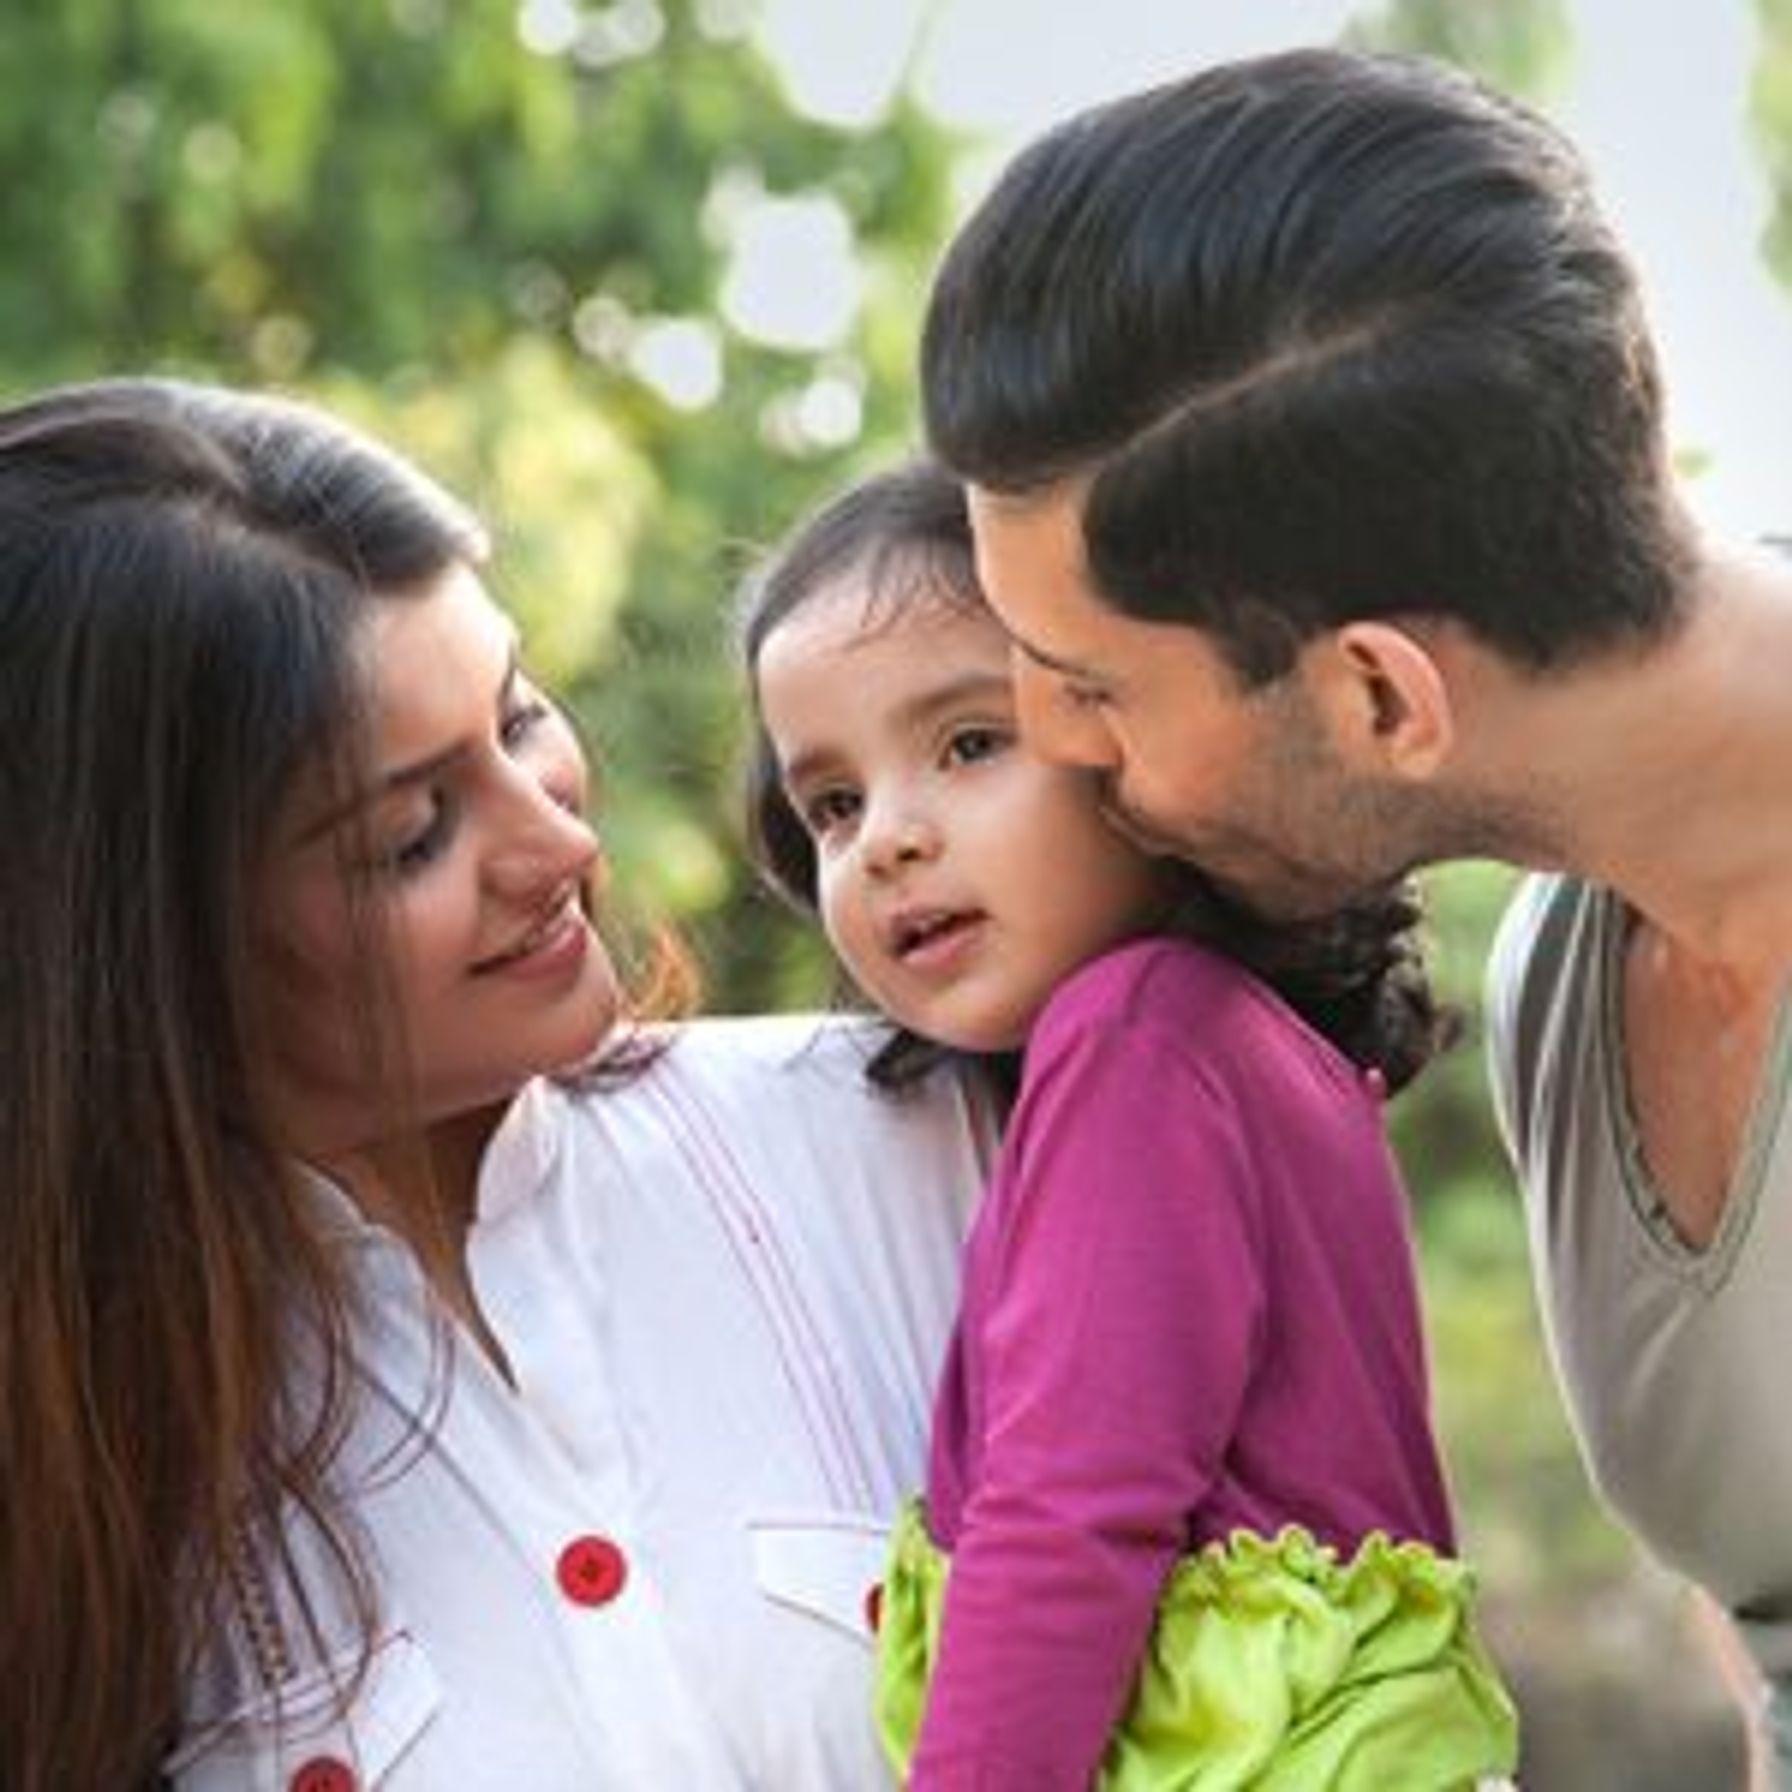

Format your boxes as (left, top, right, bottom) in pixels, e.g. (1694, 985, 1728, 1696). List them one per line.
(1488, 873, 1607, 1004)
(1484, 872, 1616, 1152)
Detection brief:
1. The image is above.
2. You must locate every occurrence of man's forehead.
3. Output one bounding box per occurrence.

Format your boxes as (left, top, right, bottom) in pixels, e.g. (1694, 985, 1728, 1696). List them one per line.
(965, 479, 1087, 547)
(965, 484, 1108, 664)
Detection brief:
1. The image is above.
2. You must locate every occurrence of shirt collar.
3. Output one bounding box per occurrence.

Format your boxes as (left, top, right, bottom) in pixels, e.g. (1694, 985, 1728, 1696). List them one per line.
(293, 1075, 568, 1241)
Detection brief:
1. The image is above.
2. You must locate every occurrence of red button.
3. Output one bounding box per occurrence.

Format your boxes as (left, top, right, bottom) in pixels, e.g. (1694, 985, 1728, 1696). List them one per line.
(556, 1534, 628, 1606)
(863, 1582, 884, 1635)
(289, 1758, 357, 1792)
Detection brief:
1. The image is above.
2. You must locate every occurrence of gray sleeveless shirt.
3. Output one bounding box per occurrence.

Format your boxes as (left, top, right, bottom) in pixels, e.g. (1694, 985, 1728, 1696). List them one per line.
(1487, 873, 1792, 1688)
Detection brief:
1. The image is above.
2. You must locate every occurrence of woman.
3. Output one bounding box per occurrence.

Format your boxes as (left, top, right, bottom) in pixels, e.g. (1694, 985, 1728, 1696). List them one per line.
(0, 377, 990, 1789)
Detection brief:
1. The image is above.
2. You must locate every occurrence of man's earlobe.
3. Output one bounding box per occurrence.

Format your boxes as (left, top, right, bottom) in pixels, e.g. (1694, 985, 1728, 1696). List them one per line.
(1324, 622, 1456, 777)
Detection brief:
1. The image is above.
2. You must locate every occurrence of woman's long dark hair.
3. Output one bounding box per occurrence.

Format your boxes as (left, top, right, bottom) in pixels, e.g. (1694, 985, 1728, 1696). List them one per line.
(0, 378, 487, 1789)
(736, 457, 1452, 1101)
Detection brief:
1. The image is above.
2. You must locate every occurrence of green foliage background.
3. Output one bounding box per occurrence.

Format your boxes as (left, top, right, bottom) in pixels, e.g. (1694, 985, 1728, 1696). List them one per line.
(3, 0, 1785, 1777)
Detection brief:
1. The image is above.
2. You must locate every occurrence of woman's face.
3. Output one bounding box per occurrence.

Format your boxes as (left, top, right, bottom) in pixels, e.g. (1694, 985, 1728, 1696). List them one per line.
(259, 562, 618, 1158)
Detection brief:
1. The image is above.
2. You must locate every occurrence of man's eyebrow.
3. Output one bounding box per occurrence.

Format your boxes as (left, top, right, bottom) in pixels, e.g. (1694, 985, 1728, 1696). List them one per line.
(1007, 630, 1098, 679)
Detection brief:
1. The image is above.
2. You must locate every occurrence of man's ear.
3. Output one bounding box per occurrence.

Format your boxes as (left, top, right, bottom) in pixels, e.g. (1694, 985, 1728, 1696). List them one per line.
(1308, 621, 1456, 778)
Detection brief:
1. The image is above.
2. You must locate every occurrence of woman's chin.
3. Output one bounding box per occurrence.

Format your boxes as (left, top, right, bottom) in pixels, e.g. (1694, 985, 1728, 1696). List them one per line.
(549, 985, 625, 1072)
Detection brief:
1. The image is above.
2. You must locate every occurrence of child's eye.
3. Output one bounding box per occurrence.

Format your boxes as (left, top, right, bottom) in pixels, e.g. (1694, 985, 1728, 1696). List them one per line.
(800, 786, 861, 836)
(943, 724, 1011, 767)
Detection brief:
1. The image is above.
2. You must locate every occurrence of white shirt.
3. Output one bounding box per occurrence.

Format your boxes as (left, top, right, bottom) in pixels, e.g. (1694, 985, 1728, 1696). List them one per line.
(166, 1014, 991, 1790)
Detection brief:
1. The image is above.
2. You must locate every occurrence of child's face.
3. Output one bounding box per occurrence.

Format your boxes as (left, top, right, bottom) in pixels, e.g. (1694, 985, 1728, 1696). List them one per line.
(756, 583, 1168, 1051)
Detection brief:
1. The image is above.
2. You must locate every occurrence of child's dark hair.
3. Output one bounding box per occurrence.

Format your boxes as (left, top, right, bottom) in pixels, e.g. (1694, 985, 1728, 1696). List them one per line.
(735, 457, 1453, 1097)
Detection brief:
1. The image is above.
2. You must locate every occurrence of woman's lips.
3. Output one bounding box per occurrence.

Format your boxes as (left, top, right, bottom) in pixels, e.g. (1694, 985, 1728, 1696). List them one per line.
(474, 900, 590, 979)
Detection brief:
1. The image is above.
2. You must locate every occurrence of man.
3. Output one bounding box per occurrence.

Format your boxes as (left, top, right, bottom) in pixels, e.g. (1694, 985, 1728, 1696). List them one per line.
(919, 45, 1792, 1785)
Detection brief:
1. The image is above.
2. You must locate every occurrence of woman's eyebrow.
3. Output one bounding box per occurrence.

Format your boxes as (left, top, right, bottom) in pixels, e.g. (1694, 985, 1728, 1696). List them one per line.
(297, 639, 520, 842)
(368, 643, 519, 792)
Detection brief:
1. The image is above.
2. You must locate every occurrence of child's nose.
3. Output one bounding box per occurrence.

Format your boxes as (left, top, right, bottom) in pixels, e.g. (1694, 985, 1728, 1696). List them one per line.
(860, 799, 940, 879)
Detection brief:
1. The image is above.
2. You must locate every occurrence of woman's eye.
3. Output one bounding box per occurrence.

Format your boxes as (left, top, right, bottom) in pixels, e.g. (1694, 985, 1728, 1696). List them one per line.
(944, 724, 1010, 766)
(385, 794, 453, 875)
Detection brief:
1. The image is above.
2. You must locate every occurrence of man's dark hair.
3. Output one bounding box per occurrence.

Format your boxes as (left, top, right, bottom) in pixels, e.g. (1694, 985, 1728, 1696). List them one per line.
(923, 47, 1691, 683)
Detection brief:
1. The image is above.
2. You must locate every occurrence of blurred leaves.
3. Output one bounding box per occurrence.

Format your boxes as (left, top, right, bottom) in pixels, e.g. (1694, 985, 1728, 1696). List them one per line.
(0, 0, 961, 1000)
(1343, 0, 1574, 99)
(1753, 0, 1792, 282)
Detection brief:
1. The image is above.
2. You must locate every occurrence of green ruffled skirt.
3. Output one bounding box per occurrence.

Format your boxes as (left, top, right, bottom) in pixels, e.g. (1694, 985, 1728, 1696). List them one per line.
(875, 1504, 1519, 1789)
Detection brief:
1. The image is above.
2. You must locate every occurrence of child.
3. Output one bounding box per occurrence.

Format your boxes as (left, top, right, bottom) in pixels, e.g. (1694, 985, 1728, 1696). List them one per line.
(736, 459, 1519, 1789)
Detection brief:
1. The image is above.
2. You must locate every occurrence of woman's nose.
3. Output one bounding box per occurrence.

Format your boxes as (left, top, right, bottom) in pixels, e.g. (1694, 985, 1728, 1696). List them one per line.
(486, 767, 600, 895)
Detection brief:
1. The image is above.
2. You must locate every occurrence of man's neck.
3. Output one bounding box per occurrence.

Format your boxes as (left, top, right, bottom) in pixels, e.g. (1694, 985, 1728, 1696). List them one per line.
(1481, 539, 1792, 978)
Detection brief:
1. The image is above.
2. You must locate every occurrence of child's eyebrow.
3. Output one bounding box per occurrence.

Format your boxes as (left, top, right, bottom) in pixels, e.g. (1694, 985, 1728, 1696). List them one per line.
(892, 668, 1016, 730)
(778, 668, 1014, 791)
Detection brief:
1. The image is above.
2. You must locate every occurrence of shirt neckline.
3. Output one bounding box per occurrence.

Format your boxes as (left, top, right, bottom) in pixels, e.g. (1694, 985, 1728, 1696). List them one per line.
(293, 1076, 564, 1242)
(1592, 885, 1792, 1286)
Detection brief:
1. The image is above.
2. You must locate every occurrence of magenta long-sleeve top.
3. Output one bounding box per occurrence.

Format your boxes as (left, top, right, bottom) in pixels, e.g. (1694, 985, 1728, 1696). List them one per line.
(909, 937, 1455, 1789)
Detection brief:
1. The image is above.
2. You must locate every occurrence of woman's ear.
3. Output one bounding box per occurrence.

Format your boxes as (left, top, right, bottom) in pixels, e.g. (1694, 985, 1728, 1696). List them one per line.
(1308, 621, 1456, 779)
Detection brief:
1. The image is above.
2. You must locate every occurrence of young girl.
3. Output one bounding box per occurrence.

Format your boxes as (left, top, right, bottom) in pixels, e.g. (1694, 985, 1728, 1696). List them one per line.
(737, 459, 1519, 1789)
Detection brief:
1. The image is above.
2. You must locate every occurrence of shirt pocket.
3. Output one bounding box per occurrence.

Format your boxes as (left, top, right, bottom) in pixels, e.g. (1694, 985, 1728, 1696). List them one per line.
(164, 1628, 441, 1792)
(748, 1511, 892, 1648)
